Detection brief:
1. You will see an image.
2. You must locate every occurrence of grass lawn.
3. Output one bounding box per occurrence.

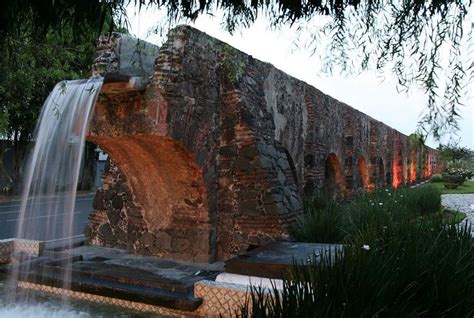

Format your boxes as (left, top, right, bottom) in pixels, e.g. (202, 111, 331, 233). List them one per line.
(429, 180, 474, 194)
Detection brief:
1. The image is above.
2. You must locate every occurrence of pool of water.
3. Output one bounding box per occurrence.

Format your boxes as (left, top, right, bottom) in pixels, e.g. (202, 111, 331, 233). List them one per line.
(0, 274, 158, 317)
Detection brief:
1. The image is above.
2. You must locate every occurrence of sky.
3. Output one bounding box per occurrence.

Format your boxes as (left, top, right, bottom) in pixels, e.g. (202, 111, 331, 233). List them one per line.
(126, 5, 473, 149)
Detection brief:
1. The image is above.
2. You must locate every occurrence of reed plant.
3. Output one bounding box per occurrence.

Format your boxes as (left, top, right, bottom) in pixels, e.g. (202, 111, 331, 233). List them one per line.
(240, 186, 474, 317)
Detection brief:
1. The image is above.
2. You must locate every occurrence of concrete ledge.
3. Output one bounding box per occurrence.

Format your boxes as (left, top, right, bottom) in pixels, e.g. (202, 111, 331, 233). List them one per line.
(225, 242, 344, 279)
(216, 272, 283, 290)
(0, 239, 45, 264)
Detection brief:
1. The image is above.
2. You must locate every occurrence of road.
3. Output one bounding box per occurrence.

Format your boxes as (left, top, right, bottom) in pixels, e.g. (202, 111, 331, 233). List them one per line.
(0, 193, 94, 240)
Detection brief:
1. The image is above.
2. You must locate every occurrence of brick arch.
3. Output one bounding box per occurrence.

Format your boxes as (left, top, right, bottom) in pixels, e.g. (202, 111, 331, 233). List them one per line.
(324, 153, 345, 199)
(385, 131, 393, 188)
(385, 160, 392, 186)
(357, 156, 370, 191)
(427, 150, 433, 176)
(343, 112, 354, 196)
(392, 135, 403, 188)
(368, 156, 385, 190)
(422, 150, 432, 179)
(378, 157, 386, 188)
(87, 135, 212, 263)
(410, 149, 417, 184)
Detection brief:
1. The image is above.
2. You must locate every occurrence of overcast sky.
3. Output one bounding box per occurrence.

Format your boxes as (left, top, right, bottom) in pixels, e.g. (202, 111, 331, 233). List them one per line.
(126, 6, 473, 149)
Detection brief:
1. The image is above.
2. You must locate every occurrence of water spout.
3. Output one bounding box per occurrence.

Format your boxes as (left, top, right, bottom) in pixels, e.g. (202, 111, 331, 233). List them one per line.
(8, 77, 103, 302)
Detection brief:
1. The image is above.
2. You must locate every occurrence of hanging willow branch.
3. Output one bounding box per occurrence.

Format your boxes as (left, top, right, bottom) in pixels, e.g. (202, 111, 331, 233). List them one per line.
(1, 0, 472, 138)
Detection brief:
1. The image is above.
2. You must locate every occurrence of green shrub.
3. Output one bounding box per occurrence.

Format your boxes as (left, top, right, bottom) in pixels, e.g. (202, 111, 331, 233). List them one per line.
(444, 183, 459, 189)
(444, 173, 466, 185)
(400, 185, 441, 215)
(293, 187, 442, 246)
(241, 223, 474, 318)
(430, 173, 443, 182)
(446, 167, 471, 185)
(240, 186, 474, 317)
(293, 196, 345, 243)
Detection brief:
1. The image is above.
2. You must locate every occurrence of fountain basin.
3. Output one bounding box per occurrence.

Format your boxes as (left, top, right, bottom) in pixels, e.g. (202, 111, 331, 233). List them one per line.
(2, 238, 341, 316)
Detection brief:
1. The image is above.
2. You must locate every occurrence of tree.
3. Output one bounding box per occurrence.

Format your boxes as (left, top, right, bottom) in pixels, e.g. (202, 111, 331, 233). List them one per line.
(0, 13, 101, 191)
(1, 0, 472, 140)
(438, 140, 473, 164)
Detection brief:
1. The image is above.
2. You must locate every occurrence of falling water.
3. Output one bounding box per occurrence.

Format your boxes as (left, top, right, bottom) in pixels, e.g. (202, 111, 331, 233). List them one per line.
(9, 78, 103, 300)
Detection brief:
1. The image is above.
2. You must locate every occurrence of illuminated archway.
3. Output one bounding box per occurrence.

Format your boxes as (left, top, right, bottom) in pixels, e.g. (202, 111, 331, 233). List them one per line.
(357, 156, 370, 191)
(324, 153, 345, 199)
(86, 135, 212, 262)
(378, 158, 386, 188)
(392, 137, 403, 188)
(410, 150, 417, 184)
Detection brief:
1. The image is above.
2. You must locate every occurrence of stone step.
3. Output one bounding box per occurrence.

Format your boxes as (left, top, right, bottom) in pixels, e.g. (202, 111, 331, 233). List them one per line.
(225, 242, 344, 279)
(44, 235, 86, 252)
(70, 261, 197, 294)
(24, 260, 199, 294)
(17, 267, 202, 312)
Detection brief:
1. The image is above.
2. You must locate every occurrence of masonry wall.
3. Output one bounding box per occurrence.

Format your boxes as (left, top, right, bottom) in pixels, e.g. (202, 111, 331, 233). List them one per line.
(85, 26, 443, 263)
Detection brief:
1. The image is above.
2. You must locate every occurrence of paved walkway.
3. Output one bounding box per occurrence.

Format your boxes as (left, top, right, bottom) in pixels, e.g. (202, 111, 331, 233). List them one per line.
(441, 193, 474, 235)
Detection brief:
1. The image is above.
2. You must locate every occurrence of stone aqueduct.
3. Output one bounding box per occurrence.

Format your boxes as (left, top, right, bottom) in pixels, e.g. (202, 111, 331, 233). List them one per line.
(84, 26, 443, 263)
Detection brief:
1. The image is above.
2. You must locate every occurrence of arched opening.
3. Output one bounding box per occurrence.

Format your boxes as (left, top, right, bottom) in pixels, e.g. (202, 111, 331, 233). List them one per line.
(369, 156, 385, 190)
(378, 158, 386, 188)
(410, 150, 417, 184)
(427, 152, 433, 176)
(422, 150, 432, 179)
(392, 137, 403, 188)
(385, 160, 392, 186)
(343, 113, 354, 195)
(357, 156, 369, 191)
(324, 153, 344, 199)
(86, 135, 211, 263)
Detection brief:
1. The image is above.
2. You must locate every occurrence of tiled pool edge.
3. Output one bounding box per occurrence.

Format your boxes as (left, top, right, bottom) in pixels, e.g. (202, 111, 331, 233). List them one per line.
(0, 239, 44, 264)
(2, 238, 253, 317)
(17, 281, 194, 317)
(17, 279, 249, 317)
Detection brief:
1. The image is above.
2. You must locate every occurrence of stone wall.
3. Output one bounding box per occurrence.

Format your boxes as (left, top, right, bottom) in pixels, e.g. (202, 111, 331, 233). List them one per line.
(92, 33, 159, 78)
(85, 26, 443, 263)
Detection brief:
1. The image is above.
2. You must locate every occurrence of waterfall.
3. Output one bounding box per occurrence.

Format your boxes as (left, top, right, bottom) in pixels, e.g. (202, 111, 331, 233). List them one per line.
(9, 77, 103, 300)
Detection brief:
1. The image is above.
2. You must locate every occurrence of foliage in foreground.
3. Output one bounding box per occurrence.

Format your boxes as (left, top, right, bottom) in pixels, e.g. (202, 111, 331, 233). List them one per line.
(241, 187, 474, 317)
(0, 7, 122, 192)
(294, 186, 442, 244)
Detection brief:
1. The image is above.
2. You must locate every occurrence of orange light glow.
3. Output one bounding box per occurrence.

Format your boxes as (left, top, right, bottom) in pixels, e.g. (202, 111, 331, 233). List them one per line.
(427, 154, 432, 176)
(410, 151, 416, 183)
(392, 161, 402, 188)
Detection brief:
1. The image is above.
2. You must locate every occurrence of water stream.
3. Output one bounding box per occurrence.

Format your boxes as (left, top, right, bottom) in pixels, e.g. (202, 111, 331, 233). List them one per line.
(16, 78, 103, 241)
(7, 78, 103, 303)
